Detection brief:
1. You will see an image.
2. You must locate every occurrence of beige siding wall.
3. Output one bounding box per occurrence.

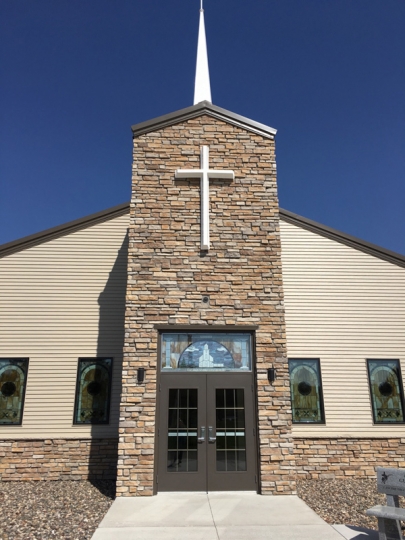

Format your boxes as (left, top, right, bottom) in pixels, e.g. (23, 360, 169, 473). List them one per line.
(3, 211, 403, 442)
(0, 213, 129, 439)
(280, 220, 405, 438)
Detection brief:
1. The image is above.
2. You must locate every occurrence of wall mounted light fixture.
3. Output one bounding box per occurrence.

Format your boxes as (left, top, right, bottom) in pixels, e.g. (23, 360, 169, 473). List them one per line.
(137, 368, 145, 384)
(267, 368, 276, 384)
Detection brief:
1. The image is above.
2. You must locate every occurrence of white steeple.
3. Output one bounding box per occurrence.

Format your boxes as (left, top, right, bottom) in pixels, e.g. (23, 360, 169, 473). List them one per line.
(193, 0, 212, 104)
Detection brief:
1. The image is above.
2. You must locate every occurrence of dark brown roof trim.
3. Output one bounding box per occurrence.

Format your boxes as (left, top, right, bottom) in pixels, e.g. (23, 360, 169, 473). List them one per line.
(280, 208, 405, 269)
(0, 202, 130, 258)
(0, 201, 403, 268)
(131, 101, 277, 139)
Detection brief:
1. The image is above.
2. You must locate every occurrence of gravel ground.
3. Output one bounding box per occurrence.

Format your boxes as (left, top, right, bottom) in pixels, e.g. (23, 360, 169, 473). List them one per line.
(297, 478, 388, 530)
(0, 478, 397, 539)
(0, 480, 115, 540)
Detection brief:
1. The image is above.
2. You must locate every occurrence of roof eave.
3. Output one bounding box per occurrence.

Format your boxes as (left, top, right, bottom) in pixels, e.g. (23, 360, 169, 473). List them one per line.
(0, 202, 129, 258)
(1, 202, 404, 270)
(279, 208, 405, 269)
(131, 101, 277, 139)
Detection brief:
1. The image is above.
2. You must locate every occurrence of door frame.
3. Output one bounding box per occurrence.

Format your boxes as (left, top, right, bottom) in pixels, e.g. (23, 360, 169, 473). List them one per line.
(154, 326, 260, 494)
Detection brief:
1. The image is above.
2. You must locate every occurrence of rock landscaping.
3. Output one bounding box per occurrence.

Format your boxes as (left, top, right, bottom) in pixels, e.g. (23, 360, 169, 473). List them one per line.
(0, 478, 392, 539)
(0, 480, 115, 540)
(297, 478, 387, 530)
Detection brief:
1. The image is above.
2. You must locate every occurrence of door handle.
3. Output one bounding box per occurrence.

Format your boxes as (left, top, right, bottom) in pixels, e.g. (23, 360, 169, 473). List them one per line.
(208, 426, 216, 443)
(197, 426, 206, 443)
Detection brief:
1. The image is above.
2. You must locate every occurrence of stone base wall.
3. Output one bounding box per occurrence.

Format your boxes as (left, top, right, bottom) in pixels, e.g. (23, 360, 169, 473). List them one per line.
(2, 436, 405, 484)
(0, 439, 118, 481)
(294, 438, 405, 480)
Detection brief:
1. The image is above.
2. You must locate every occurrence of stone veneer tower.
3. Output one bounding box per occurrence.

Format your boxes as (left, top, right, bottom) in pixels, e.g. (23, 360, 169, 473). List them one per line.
(116, 101, 296, 496)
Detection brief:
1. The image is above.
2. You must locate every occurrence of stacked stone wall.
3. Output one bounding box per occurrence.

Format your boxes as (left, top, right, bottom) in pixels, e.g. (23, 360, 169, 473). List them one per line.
(2, 436, 405, 483)
(294, 437, 405, 479)
(0, 438, 118, 481)
(118, 114, 295, 496)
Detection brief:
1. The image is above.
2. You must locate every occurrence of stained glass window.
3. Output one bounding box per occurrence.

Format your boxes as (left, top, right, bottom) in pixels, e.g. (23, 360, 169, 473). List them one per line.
(161, 333, 252, 371)
(0, 358, 29, 425)
(367, 360, 405, 424)
(289, 359, 325, 423)
(73, 358, 112, 424)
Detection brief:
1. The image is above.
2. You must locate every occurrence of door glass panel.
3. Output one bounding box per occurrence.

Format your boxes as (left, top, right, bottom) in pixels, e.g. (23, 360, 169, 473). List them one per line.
(215, 389, 247, 472)
(167, 389, 198, 473)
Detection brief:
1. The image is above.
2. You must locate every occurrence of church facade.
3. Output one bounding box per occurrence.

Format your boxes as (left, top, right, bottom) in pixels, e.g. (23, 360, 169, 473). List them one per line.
(1, 7, 405, 496)
(1, 100, 405, 495)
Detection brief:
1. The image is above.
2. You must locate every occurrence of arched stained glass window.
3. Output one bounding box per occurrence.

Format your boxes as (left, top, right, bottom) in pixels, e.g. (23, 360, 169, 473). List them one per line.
(288, 359, 325, 424)
(0, 358, 29, 425)
(179, 341, 235, 369)
(161, 333, 252, 371)
(73, 358, 112, 424)
(367, 360, 405, 424)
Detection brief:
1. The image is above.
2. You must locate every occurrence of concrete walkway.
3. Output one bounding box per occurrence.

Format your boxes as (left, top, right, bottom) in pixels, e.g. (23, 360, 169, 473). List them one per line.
(91, 492, 378, 540)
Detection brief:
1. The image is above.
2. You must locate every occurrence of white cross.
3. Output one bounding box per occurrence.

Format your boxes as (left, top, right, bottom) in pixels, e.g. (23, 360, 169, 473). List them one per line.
(175, 146, 235, 250)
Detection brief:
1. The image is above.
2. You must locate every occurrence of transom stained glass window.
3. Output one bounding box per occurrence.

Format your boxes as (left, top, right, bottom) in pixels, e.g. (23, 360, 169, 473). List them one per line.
(289, 359, 325, 423)
(161, 333, 252, 371)
(73, 358, 112, 424)
(0, 358, 29, 425)
(367, 360, 405, 424)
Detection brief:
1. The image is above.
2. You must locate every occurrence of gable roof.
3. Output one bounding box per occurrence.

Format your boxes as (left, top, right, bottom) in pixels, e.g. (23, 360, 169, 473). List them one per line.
(0, 203, 129, 258)
(281, 209, 405, 268)
(0, 202, 404, 269)
(131, 101, 277, 140)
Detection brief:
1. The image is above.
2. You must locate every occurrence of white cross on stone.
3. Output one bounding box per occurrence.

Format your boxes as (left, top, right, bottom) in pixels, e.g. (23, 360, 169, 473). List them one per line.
(175, 146, 235, 250)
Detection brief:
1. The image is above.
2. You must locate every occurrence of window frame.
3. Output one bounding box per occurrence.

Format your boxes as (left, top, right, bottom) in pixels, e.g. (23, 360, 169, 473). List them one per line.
(0, 358, 29, 426)
(288, 358, 325, 425)
(367, 359, 405, 425)
(73, 357, 113, 425)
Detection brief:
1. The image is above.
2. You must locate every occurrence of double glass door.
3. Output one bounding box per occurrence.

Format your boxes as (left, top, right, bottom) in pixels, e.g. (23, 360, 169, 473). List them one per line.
(157, 373, 257, 492)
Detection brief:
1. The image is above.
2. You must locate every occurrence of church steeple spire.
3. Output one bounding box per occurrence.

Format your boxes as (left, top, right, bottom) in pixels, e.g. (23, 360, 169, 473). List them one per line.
(193, 0, 212, 104)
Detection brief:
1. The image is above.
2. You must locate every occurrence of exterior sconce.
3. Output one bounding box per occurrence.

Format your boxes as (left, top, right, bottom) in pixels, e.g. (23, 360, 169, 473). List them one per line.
(137, 368, 145, 384)
(267, 368, 276, 384)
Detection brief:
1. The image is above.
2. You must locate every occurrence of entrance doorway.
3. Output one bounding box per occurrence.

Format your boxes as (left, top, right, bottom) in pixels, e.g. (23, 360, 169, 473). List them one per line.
(157, 372, 257, 492)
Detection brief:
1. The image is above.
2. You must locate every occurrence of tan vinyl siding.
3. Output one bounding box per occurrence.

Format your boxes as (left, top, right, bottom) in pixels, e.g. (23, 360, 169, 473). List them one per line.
(0, 213, 129, 439)
(280, 220, 405, 438)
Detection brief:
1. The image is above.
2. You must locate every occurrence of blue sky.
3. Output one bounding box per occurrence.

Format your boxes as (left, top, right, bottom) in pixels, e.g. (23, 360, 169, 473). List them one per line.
(1, 0, 404, 254)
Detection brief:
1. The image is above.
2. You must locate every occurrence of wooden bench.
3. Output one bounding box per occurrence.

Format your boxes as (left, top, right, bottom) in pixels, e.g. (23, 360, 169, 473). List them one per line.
(366, 467, 405, 540)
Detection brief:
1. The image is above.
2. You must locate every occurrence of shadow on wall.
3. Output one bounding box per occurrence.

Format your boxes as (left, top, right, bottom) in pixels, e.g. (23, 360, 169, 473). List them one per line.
(88, 231, 129, 487)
